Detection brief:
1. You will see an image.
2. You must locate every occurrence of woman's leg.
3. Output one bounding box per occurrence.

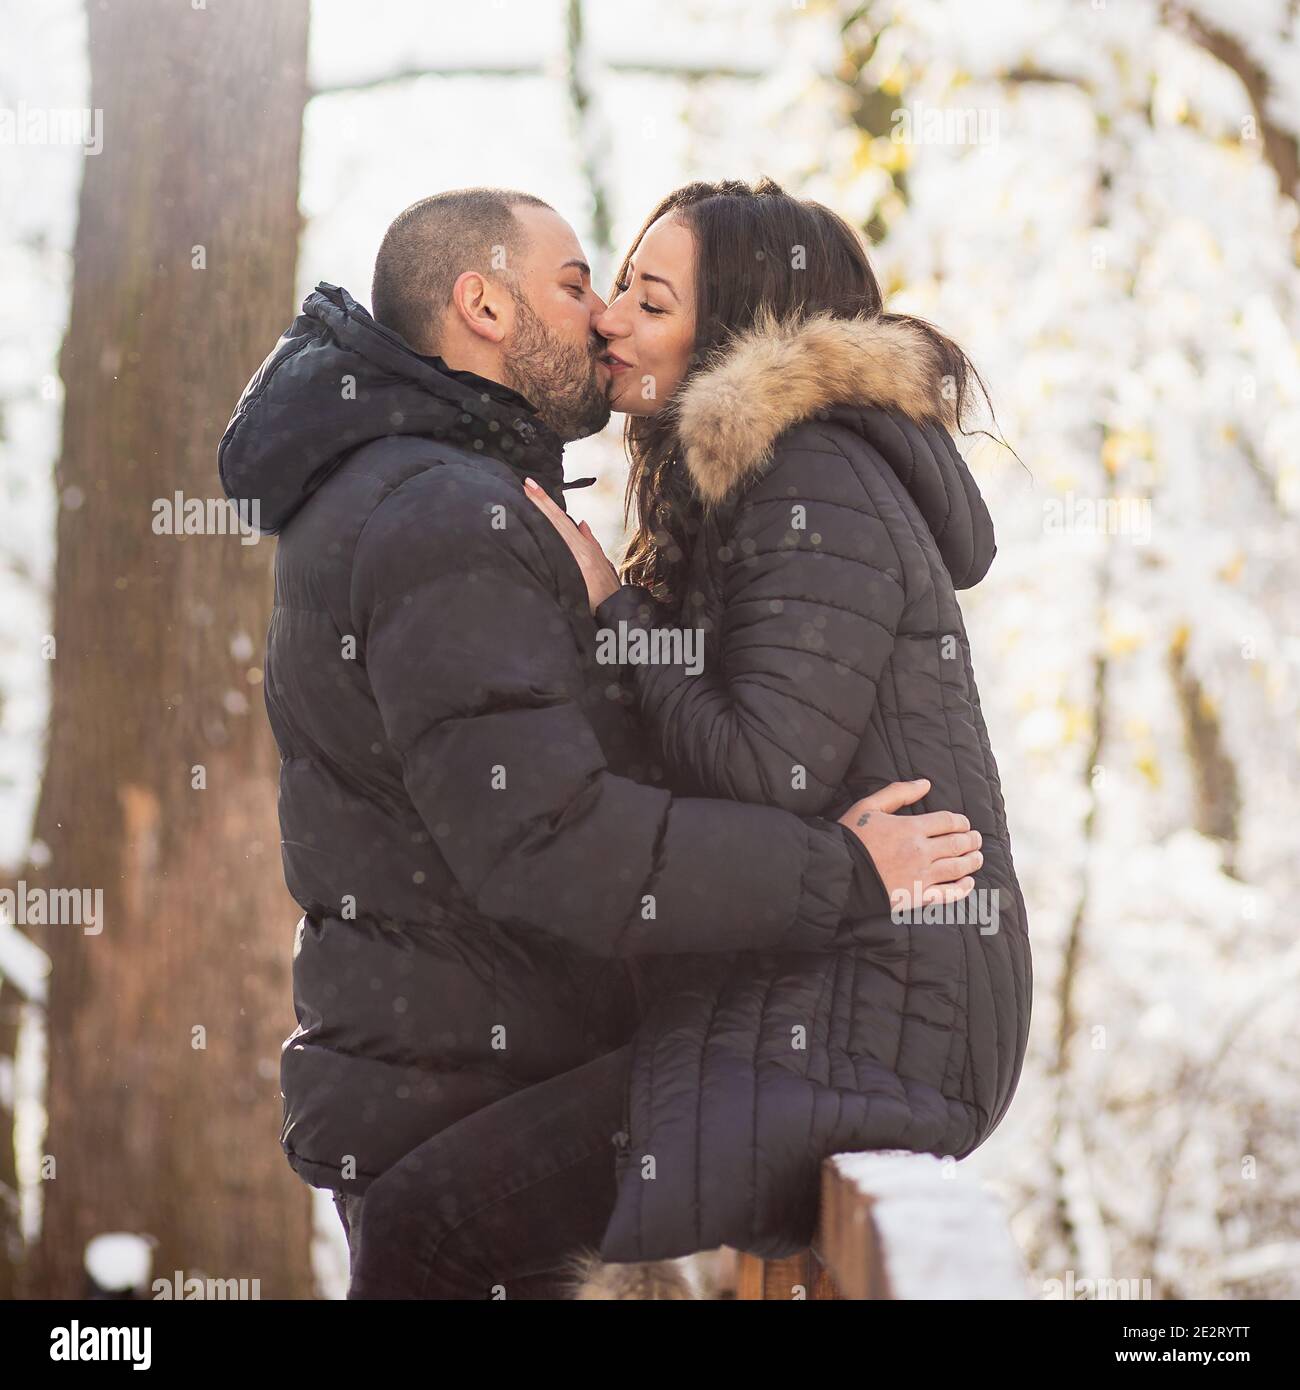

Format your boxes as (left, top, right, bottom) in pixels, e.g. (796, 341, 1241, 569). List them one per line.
(346, 1045, 631, 1300)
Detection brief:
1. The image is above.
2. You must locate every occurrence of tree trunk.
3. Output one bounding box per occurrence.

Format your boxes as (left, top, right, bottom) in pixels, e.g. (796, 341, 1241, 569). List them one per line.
(24, 0, 312, 1299)
(0, 980, 22, 1299)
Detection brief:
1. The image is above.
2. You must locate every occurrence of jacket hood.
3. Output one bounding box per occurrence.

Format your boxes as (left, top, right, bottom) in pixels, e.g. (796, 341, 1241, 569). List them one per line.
(674, 311, 997, 588)
(218, 282, 567, 533)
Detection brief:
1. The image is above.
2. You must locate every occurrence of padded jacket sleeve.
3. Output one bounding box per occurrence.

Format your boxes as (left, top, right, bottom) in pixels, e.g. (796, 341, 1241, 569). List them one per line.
(349, 465, 862, 958)
(594, 434, 907, 915)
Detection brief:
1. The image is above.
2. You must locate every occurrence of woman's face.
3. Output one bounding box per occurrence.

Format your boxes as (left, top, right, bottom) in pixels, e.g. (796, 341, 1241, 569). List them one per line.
(596, 214, 696, 416)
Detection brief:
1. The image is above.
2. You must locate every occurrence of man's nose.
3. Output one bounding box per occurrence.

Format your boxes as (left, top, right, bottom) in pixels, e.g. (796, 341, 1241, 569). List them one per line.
(588, 287, 608, 316)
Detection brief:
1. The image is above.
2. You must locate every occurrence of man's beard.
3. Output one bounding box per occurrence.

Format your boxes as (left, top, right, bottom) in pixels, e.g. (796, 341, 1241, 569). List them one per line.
(501, 290, 611, 442)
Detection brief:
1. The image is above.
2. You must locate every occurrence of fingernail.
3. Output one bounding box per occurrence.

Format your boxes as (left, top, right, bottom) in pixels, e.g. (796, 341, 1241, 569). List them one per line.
(524, 477, 540, 492)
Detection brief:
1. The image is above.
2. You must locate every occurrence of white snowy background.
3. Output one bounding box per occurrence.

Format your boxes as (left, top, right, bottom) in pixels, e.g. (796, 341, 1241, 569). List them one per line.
(2, 0, 1298, 1299)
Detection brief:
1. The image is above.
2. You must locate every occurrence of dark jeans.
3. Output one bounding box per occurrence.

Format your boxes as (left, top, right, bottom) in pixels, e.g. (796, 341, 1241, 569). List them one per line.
(331, 1043, 630, 1299)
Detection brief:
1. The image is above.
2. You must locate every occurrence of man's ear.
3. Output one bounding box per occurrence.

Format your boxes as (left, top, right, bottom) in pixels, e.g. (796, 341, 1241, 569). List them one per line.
(449, 270, 511, 345)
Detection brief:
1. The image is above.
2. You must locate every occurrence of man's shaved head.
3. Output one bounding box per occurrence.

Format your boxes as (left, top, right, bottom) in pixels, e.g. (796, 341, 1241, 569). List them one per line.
(369, 188, 611, 441)
(371, 187, 551, 354)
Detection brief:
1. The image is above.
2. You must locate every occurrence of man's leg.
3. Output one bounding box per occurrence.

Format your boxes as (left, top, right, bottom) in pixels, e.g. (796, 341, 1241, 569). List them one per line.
(346, 1045, 632, 1300)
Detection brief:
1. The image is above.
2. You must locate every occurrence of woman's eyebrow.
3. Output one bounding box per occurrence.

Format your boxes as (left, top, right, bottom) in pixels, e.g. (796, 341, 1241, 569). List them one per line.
(638, 271, 679, 303)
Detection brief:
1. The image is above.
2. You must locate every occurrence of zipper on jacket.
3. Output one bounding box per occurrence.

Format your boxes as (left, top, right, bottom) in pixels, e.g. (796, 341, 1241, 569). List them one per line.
(613, 1079, 633, 1169)
(613, 961, 640, 1171)
(613, 1122, 631, 1163)
(626, 958, 645, 1021)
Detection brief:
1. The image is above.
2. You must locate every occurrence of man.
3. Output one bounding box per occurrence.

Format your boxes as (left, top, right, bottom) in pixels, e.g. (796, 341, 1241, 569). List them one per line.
(217, 189, 979, 1298)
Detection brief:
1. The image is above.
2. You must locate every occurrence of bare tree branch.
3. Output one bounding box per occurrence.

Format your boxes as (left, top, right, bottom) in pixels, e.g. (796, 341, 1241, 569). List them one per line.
(310, 57, 766, 100)
(1003, 65, 1091, 90)
(1143, 951, 1300, 1295)
(564, 0, 614, 278)
(1163, 1, 1300, 202)
(1168, 628, 1242, 874)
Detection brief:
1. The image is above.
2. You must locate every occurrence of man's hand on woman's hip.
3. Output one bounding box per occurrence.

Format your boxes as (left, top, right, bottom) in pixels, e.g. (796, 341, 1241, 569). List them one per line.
(839, 778, 982, 910)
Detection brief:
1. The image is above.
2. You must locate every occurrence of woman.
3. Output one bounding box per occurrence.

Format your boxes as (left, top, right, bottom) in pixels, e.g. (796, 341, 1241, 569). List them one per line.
(528, 177, 1032, 1287)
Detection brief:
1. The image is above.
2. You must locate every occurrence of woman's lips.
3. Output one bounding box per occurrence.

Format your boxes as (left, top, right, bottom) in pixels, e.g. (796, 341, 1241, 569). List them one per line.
(603, 353, 634, 374)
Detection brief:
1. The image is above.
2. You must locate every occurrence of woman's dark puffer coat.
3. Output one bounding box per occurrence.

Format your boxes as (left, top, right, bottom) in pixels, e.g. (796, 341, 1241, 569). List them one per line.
(592, 313, 1032, 1265)
(216, 284, 881, 1203)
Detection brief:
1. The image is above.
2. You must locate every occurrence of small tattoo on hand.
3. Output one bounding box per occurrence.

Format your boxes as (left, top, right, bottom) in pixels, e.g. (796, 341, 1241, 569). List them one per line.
(856, 812, 871, 827)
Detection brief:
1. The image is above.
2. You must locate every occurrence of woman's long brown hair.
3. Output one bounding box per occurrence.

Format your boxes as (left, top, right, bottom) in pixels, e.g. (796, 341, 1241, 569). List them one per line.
(613, 176, 999, 606)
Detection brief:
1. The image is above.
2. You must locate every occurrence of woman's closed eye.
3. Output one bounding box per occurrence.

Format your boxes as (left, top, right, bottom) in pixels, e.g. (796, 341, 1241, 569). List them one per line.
(614, 278, 667, 315)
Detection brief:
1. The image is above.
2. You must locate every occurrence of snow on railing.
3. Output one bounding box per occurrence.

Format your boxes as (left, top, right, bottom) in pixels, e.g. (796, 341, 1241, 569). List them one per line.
(736, 1150, 1030, 1300)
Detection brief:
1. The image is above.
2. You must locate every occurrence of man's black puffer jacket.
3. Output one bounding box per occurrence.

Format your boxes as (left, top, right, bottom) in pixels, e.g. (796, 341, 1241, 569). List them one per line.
(589, 313, 1033, 1264)
(217, 285, 884, 1199)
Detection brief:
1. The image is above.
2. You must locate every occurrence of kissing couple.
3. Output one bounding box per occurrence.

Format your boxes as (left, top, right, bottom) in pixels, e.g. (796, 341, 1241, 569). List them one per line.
(218, 176, 1031, 1300)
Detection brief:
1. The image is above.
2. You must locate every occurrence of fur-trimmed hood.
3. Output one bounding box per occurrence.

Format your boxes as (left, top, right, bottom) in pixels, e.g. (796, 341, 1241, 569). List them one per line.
(672, 311, 996, 588)
(675, 314, 962, 505)
(675, 312, 959, 505)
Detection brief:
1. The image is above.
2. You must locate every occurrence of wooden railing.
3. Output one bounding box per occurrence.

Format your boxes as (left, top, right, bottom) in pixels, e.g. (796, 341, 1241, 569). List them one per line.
(734, 1150, 1029, 1300)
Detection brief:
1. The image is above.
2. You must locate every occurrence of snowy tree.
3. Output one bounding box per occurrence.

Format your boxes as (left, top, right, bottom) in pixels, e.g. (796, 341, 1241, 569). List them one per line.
(2, 0, 1295, 1299)
(12, 0, 315, 1298)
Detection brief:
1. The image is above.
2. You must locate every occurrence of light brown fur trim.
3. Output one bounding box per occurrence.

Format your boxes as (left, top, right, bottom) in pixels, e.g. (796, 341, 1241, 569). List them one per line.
(675, 310, 957, 505)
(559, 1246, 712, 1299)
